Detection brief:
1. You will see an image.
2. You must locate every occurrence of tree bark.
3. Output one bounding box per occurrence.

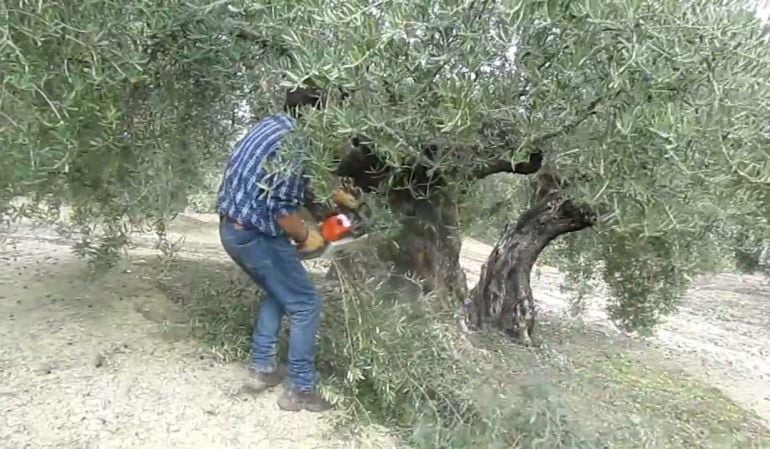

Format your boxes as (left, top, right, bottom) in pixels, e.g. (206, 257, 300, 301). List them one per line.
(329, 139, 473, 302)
(466, 172, 594, 344)
(383, 189, 469, 302)
(329, 136, 546, 304)
(324, 188, 469, 304)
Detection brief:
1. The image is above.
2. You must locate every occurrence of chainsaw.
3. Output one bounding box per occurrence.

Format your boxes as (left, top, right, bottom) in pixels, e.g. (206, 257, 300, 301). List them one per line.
(298, 203, 372, 261)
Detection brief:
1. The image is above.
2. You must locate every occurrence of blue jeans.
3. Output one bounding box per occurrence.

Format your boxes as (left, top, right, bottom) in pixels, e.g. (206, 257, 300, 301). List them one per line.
(218, 218, 321, 392)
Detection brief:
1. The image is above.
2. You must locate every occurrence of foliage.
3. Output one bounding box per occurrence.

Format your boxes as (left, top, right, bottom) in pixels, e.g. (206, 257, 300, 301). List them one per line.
(1, 0, 274, 265)
(264, 0, 770, 328)
(166, 255, 608, 448)
(3, 0, 770, 341)
(6, 2, 770, 445)
(317, 265, 484, 443)
(733, 225, 770, 275)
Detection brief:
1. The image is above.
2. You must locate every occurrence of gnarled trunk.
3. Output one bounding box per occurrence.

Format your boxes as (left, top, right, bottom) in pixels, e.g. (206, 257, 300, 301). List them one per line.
(384, 190, 468, 302)
(327, 189, 468, 304)
(330, 138, 471, 303)
(466, 172, 594, 344)
(329, 134, 545, 304)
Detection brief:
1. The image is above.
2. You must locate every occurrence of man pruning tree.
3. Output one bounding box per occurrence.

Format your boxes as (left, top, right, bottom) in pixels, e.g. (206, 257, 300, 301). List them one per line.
(217, 85, 357, 412)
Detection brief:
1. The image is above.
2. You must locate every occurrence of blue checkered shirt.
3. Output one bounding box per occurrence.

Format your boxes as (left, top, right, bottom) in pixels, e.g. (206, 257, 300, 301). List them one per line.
(217, 113, 307, 236)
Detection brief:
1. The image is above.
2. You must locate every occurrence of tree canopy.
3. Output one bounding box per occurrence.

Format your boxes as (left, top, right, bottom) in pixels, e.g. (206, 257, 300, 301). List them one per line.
(2, 0, 769, 331)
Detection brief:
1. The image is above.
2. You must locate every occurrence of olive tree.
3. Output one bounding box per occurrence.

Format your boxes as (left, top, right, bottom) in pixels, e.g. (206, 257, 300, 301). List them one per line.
(3, 0, 769, 343)
(250, 0, 770, 342)
(1, 0, 283, 263)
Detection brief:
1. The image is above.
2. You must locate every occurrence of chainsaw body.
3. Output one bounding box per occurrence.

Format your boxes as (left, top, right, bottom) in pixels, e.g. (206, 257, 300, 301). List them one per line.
(320, 213, 356, 242)
(298, 207, 370, 260)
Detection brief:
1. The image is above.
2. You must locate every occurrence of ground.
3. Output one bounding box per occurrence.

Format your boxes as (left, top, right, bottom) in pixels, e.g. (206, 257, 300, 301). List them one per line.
(460, 240, 770, 429)
(0, 213, 768, 448)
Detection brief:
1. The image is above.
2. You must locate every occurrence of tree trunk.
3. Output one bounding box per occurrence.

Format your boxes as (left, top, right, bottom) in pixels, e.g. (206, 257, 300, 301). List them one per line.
(384, 190, 469, 303)
(466, 172, 594, 344)
(327, 189, 469, 304)
(329, 137, 485, 304)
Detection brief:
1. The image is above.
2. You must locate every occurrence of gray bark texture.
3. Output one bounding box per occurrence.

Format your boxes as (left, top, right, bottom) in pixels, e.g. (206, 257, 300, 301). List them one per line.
(466, 171, 595, 344)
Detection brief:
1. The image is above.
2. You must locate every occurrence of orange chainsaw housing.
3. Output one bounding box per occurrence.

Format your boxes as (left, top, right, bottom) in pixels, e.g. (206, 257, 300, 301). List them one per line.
(320, 213, 354, 242)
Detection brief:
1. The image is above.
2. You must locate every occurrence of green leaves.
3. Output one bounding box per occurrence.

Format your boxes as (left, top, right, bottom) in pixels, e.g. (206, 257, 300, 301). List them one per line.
(2, 0, 768, 329)
(1, 0, 270, 255)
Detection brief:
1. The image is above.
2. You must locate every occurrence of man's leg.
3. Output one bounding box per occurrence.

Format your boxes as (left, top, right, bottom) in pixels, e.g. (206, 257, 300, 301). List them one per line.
(219, 220, 286, 390)
(259, 236, 332, 412)
(250, 294, 284, 372)
(241, 293, 288, 392)
(283, 276, 321, 392)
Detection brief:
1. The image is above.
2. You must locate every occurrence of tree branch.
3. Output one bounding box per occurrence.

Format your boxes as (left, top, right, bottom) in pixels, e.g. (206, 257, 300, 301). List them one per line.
(532, 93, 613, 144)
(228, 21, 290, 57)
(473, 149, 543, 179)
(302, 185, 336, 221)
(473, 90, 619, 179)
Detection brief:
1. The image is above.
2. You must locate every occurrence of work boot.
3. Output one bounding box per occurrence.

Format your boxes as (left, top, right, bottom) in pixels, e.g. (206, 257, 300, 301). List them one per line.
(277, 387, 333, 412)
(240, 364, 287, 394)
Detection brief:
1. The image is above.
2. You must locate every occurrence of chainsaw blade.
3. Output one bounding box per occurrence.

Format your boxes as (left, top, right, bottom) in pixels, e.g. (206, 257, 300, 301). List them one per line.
(298, 233, 372, 260)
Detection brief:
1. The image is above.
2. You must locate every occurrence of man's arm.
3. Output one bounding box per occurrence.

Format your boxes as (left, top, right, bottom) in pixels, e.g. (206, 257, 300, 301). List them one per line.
(273, 173, 325, 253)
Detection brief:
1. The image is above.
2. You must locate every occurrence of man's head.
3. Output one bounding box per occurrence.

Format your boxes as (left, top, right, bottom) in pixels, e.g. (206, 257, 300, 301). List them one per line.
(284, 86, 324, 119)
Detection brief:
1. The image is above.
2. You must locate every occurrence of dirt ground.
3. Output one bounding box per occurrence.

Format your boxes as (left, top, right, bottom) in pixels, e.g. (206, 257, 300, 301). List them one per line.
(1, 213, 768, 448)
(0, 217, 390, 449)
(460, 240, 770, 428)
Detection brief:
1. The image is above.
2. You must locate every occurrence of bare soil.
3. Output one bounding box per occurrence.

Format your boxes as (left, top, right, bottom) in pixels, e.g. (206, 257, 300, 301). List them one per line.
(1, 213, 768, 448)
(0, 217, 391, 449)
(460, 239, 770, 427)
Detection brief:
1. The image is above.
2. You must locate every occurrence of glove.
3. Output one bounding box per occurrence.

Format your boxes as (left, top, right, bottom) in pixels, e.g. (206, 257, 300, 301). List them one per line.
(297, 228, 326, 256)
(331, 189, 359, 210)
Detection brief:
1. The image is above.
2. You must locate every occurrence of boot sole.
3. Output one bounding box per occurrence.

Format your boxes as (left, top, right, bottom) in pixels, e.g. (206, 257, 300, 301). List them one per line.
(239, 381, 281, 395)
(241, 365, 287, 395)
(277, 402, 332, 413)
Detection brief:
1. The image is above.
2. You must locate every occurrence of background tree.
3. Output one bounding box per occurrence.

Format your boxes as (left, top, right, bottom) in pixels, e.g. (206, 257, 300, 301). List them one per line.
(1, 1, 281, 263)
(2, 0, 769, 343)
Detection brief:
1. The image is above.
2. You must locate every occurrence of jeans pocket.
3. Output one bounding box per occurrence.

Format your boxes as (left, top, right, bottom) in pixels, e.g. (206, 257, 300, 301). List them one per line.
(220, 222, 273, 278)
(270, 235, 300, 259)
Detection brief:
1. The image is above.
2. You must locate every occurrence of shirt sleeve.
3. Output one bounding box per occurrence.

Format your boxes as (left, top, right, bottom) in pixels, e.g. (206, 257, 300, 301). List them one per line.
(272, 169, 306, 217)
(270, 133, 308, 217)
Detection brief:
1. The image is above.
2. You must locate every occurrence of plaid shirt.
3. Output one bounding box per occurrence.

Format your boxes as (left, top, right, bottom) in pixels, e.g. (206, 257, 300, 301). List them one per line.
(217, 113, 307, 236)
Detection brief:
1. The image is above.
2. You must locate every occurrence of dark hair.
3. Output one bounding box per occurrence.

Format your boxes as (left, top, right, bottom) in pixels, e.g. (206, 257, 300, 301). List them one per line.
(284, 86, 323, 119)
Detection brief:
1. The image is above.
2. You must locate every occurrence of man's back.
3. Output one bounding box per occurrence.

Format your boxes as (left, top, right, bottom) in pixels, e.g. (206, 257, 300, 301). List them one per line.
(217, 114, 305, 235)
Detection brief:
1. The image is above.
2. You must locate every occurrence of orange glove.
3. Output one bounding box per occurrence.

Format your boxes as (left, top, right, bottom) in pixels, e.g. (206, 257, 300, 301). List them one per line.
(331, 189, 359, 210)
(297, 228, 326, 255)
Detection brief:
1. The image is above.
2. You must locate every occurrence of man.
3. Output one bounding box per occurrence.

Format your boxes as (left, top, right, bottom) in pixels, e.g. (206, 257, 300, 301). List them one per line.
(217, 85, 356, 412)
